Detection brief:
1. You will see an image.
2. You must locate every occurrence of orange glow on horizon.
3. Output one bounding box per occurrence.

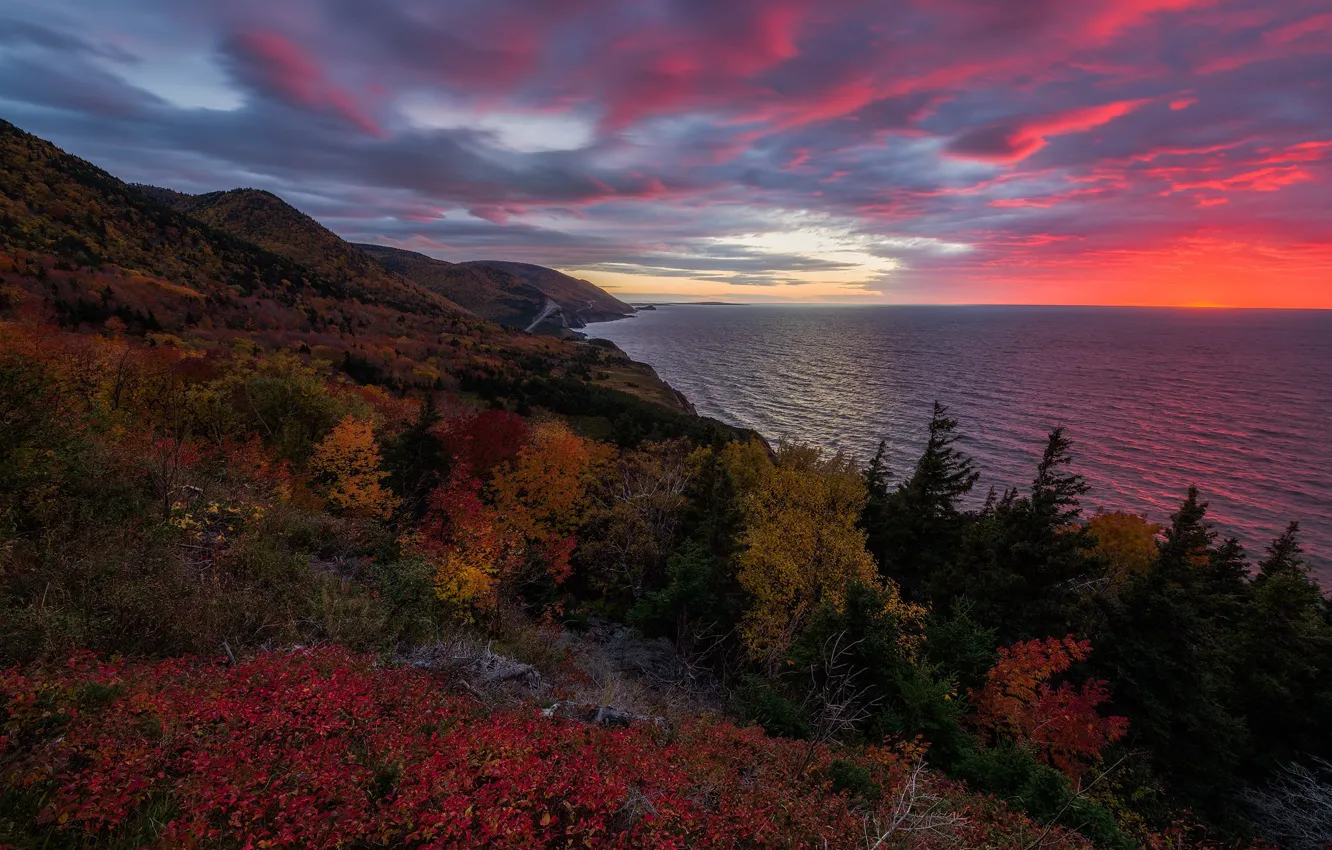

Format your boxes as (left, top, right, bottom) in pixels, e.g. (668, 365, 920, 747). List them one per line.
(572, 237, 1332, 310)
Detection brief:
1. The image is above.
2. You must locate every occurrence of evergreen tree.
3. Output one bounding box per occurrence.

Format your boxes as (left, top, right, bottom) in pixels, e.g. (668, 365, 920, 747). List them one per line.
(910, 402, 980, 515)
(1092, 488, 1250, 820)
(866, 402, 978, 599)
(383, 395, 448, 521)
(790, 580, 967, 758)
(1256, 521, 1308, 580)
(930, 428, 1096, 641)
(1030, 427, 1089, 528)
(1235, 524, 1332, 774)
(861, 440, 892, 563)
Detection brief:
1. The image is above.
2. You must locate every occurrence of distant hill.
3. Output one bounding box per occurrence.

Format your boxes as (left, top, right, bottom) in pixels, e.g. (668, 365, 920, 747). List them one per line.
(462, 260, 634, 325)
(358, 244, 632, 330)
(356, 243, 545, 327)
(151, 188, 467, 315)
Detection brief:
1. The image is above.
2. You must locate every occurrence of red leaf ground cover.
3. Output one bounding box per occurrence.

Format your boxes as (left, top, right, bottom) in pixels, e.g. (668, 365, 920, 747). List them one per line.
(1, 648, 1071, 849)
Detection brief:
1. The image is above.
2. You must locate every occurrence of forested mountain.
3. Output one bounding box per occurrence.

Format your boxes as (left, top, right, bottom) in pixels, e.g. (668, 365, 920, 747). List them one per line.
(357, 243, 551, 327)
(0, 121, 356, 307)
(161, 188, 469, 314)
(463, 259, 634, 324)
(358, 243, 633, 329)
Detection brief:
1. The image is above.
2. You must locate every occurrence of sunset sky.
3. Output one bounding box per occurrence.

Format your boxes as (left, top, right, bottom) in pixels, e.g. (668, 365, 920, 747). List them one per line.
(3, 0, 1330, 307)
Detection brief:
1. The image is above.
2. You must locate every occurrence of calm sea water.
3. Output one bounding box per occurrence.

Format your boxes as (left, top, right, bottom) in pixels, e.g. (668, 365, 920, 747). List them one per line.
(589, 305, 1332, 582)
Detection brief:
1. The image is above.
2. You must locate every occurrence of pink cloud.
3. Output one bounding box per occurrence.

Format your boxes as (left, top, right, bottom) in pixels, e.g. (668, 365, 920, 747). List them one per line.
(231, 31, 384, 137)
(1086, 0, 1214, 40)
(1164, 165, 1313, 194)
(468, 206, 525, 225)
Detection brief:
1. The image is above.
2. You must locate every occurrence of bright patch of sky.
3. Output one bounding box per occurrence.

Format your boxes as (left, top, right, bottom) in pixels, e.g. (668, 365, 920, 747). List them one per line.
(399, 95, 595, 153)
(114, 54, 244, 111)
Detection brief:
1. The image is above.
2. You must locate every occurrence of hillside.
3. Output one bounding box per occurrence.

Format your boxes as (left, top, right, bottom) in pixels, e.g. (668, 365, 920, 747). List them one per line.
(463, 259, 634, 325)
(0, 121, 350, 307)
(0, 119, 690, 419)
(358, 243, 633, 329)
(160, 188, 468, 315)
(357, 242, 548, 327)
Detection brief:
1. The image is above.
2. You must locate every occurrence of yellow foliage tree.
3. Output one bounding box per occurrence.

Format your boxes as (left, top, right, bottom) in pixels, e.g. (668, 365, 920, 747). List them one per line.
(735, 444, 881, 671)
(720, 437, 772, 498)
(1088, 510, 1162, 588)
(429, 499, 504, 615)
(309, 415, 399, 519)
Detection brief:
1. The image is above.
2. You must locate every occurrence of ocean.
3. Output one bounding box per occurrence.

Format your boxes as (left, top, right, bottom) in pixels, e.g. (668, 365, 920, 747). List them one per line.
(588, 305, 1332, 582)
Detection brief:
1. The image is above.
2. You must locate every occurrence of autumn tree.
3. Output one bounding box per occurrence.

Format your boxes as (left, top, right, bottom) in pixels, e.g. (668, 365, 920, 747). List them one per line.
(422, 474, 507, 615)
(971, 635, 1128, 784)
(422, 419, 598, 614)
(309, 415, 399, 519)
(242, 354, 350, 463)
(733, 444, 881, 672)
(1087, 511, 1161, 590)
(439, 408, 529, 480)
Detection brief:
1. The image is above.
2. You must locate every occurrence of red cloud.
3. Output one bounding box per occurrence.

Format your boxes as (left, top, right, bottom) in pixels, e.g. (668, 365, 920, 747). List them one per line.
(1086, 0, 1212, 40)
(947, 100, 1149, 163)
(231, 31, 384, 137)
(1164, 165, 1313, 194)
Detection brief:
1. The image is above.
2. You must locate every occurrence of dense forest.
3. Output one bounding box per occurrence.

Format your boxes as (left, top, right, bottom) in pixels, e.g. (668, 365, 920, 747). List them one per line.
(1, 119, 1329, 849)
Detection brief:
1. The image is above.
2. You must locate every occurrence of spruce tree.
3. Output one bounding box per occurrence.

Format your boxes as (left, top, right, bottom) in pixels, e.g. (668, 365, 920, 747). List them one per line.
(383, 395, 447, 521)
(867, 402, 978, 600)
(861, 440, 892, 564)
(1092, 488, 1250, 819)
(1236, 524, 1332, 773)
(1256, 522, 1307, 580)
(1030, 426, 1089, 527)
(910, 402, 980, 515)
(931, 428, 1096, 641)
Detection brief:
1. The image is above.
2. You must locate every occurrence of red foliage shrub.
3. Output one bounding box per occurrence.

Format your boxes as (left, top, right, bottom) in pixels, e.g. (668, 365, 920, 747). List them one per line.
(970, 636, 1129, 782)
(439, 409, 530, 481)
(1, 649, 1077, 849)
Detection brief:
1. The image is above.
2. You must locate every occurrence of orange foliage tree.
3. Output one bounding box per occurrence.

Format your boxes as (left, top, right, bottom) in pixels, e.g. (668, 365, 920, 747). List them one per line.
(420, 419, 600, 614)
(971, 636, 1129, 784)
(309, 415, 399, 519)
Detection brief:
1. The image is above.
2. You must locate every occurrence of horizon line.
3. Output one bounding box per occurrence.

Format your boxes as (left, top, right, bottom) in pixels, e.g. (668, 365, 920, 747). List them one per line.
(621, 300, 1332, 310)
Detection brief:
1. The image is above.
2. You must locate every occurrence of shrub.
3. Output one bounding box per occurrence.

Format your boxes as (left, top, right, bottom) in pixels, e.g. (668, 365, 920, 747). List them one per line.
(0, 648, 1082, 849)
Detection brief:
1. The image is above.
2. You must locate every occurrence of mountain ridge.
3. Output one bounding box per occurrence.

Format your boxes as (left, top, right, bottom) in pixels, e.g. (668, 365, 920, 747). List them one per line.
(356, 243, 633, 330)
